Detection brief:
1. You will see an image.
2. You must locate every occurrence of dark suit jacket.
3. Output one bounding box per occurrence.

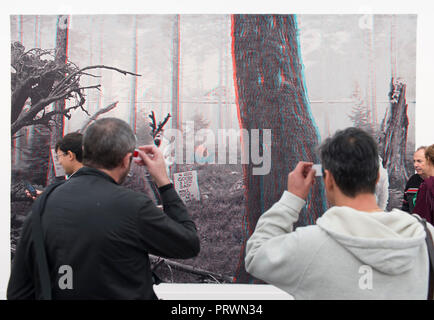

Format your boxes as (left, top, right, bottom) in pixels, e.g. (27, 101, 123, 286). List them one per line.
(7, 167, 200, 299)
(402, 174, 424, 213)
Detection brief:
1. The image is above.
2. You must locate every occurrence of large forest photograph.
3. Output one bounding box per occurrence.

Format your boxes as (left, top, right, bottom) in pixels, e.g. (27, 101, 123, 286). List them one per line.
(10, 14, 416, 284)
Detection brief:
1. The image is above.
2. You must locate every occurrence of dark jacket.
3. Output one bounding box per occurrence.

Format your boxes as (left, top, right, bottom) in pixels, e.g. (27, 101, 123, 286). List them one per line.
(413, 176, 434, 224)
(7, 167, 200, 300)
(402, 174, 424, 213)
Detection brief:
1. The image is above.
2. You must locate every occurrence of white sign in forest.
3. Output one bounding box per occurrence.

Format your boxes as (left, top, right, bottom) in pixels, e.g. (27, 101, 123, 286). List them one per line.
(50, 148, 66, 177)
(173, 170, 200, 202)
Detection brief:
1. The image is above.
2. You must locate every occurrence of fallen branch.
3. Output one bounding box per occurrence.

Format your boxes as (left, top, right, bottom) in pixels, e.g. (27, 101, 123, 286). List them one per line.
(149, 254, 234, 283)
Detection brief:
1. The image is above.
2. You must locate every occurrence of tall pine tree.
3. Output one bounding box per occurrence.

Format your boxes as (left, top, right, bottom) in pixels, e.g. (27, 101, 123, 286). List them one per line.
(232, 15, 326, 283)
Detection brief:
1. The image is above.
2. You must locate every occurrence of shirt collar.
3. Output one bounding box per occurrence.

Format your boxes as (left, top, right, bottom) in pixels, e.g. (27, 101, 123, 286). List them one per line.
(69, 166, 118, 185)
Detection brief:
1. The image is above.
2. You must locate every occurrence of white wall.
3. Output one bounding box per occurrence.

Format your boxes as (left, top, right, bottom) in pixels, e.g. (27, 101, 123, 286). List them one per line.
(1, 0, 433, 300)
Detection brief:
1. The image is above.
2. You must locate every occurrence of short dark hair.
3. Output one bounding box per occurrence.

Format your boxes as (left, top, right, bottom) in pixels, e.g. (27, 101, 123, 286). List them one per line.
(319, 127, 379, 197)
(55, 132, 83, 162)
(83, 118, 136, 170)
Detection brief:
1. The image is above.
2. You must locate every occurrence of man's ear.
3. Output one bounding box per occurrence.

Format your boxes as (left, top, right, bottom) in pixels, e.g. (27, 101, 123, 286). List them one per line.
(324, 169, 335, 192)
(66, 150, 75, 161)
(375, 170, 380, 185)
(121, 152, 133, 169)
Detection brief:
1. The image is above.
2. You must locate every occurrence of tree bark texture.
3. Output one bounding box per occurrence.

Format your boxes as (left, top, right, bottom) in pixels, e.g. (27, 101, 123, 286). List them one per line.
(231, 14, 327, 283)
(171, 14, 181, 175)
(379, 79, 409, 191)
(47, 15, 69, 184)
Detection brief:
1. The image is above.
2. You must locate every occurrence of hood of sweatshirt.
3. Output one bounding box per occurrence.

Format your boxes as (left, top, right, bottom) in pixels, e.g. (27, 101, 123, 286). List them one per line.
(316, 207, 426, 275)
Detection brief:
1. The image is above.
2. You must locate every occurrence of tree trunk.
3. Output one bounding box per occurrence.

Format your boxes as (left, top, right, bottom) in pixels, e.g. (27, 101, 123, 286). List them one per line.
(171, 14, 181, 174)
(379, 78, 409, 195)
(47, 15, 69, 184)
(231, 14, 326, 283)
(130, 15, 138, 133)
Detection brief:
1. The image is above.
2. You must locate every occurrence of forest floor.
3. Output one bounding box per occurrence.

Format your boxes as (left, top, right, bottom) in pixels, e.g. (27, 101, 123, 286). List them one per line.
(151, 162, 245, 284)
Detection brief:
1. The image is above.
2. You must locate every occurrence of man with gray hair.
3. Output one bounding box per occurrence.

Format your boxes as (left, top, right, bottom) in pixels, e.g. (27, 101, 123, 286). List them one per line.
(8, 118, 200, 300)
(402, 146, 427, 213)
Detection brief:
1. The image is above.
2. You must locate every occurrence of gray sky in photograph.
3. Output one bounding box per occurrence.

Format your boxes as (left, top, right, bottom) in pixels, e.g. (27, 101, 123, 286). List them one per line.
(10, 14, 416, 141)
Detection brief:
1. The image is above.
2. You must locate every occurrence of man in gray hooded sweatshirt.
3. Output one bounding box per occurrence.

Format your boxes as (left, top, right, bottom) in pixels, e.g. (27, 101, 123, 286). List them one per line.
(245, 127, 433, 299)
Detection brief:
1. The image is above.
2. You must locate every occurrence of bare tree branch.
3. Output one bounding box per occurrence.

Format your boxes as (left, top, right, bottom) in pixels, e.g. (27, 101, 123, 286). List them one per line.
(80, 72, 101, 78)
(149, 111, 171, 139)
(79, 101, 119, 133)
(13, 99, 89, 133)
(149, 111, 157, 135)
(11, 65, 69, 123)
(52, 65, 141, 96)
(156, 113, 171, 137)
(11, 42, 140, 136)
(11, 84, 100, 135)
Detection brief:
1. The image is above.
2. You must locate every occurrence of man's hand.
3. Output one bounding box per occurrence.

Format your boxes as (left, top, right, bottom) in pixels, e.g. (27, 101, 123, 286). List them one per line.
(287, 161, 316, 200)
(25, 189, 43, 201)
(134, 145, 171, 187)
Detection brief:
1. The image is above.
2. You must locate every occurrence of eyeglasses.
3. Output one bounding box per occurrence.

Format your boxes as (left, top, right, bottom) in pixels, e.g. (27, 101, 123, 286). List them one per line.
(55, 152, 67, 161)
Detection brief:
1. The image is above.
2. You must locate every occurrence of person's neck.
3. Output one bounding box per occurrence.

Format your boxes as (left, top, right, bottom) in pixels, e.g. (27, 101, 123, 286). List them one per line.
(71, 163, 84, 175)
(97, 167, 122, 184)
(334, 193, 382, 212)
